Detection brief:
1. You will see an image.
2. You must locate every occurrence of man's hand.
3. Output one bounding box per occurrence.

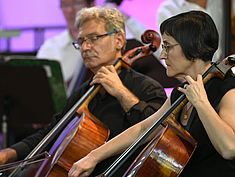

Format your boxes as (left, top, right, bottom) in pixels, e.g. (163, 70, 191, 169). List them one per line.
(0, 148, 17, 165)
(91, 66, 139, 112)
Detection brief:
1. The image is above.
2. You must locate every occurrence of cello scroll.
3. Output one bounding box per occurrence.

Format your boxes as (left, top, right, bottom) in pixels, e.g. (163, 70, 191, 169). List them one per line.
(121, 30, 161, 65)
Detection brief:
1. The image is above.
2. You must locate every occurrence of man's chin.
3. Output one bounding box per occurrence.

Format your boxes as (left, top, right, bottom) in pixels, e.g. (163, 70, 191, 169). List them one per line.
(85, 62, 96, 70)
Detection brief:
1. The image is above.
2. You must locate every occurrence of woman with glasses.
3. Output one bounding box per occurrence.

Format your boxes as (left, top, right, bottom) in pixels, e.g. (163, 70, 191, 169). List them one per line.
(69, 10, 235, 177)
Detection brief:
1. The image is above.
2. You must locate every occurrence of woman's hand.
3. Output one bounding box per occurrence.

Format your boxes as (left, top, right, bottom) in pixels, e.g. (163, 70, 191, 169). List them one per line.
(177, 74, 209, 107)
(68, 153, 97, 177)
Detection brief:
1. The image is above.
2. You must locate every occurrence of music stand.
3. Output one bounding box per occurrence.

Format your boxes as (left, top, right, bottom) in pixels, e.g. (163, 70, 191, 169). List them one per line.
(0, 30, 20, 38)
(0, 59, 67, 148)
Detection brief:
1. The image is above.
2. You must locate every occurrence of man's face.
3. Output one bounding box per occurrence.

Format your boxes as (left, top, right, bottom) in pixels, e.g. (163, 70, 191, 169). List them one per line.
(77, 19, 121, 73)
(60, 0, 91, 33)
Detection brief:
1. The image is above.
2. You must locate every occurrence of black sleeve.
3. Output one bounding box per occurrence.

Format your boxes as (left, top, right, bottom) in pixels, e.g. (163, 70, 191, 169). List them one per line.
(124, 77, 167, 125)
(10, 112, 61, 160)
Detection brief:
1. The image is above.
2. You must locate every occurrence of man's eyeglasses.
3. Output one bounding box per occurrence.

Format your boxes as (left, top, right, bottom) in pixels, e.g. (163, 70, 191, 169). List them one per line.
(161, 43, 179, 53)
(73, 30, 118, 50)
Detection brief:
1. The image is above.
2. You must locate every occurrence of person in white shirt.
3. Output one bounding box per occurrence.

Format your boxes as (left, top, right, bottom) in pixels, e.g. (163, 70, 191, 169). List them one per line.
(36, 0, 95, 97)
(156, 0, 224, 62)
(103, 0, 146, 42)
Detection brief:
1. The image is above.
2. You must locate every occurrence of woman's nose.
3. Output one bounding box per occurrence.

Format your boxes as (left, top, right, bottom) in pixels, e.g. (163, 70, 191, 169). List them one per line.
(160, 49, 167, 60)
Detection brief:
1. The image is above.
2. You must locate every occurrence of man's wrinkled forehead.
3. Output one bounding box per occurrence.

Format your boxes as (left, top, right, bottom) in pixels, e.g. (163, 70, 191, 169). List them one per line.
(78, 18, 106, 32)
(78, 19, 106, 36)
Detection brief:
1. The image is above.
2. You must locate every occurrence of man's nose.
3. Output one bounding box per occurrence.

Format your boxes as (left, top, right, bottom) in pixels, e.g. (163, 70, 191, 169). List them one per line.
(80, 40, 92, 51)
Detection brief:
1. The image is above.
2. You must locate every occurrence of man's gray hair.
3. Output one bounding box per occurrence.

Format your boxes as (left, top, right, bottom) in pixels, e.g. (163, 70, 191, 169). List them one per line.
(75, 6, 126, 35)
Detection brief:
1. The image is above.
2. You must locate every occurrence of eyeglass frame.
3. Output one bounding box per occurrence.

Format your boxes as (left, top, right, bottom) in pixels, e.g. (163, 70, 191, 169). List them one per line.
(161, 43, 179, 53)
(72, 30, 118, 50)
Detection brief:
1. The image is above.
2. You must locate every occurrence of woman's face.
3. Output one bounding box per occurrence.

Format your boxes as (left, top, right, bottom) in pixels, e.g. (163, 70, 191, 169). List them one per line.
(160, 33, 193, 79)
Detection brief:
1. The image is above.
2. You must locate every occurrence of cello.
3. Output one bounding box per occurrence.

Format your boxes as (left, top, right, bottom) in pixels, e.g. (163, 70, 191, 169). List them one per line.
(2, 30, 161, 177)
(100, 56, 235, 177)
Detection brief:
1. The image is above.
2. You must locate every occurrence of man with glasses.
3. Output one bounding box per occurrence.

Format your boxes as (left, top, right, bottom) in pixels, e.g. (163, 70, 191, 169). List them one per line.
(0, 7, 166, 176)
(37, 0, 95, 96)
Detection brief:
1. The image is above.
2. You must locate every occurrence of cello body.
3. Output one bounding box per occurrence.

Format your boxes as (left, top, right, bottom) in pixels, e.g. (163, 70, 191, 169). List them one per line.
(123, 121, 197, 177)
(35, 107, 109, 177)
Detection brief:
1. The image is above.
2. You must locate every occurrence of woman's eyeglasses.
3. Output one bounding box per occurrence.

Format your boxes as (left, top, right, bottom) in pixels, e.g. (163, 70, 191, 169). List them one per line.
(161, 43, 179, 53)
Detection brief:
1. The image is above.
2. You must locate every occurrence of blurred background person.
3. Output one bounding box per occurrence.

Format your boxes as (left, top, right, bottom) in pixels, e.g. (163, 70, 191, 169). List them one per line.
(36, 0, 95, 97)
(103, 0, 146, 42)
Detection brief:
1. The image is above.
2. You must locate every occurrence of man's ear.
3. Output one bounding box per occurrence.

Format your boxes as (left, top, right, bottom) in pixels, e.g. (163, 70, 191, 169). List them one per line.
(115, 32, 125, 50)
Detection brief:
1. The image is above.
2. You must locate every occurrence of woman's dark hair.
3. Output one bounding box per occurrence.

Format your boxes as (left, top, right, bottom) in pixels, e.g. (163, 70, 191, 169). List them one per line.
(160, 10, 218, 62)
